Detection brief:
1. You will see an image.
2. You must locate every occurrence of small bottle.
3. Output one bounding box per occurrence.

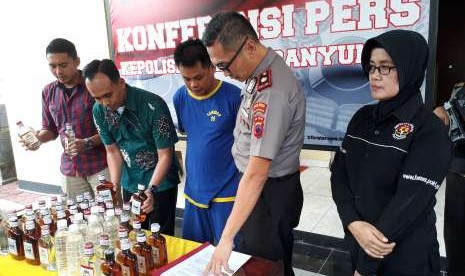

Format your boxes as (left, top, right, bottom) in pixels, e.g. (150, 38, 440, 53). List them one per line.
(131, 184, 148, 222)
(60, 193, 68, 208)
(23, 220, 41, 265)
(133, 232, 154, 275)
(7, 217, 25, 260)
(97, 174, 117, 203)
(86, 206, 104, 246)
(42, 214, 57, 237)
(80, 242, 100, 276)
(67, 223, 84, 276)
(147, 223, 168, 268)
(120, 212, 132, 233)
(117, 239, 138, 276)
(56, 207, 71, 226)
(73, 213, 87, 238)
(103, 209, 119, 248)
(0, 215, 8, 255)
(64, 123, 77, 157)
(101, 248, 122, 276)
(55, 219, 69, 276)
(66, 198, 75, 211)
(17, 121, 41, 150)
(129, 219, 143, 245)
(97, 234, 110, 261)
(76, 194, 84, 212)
(115, 227, 129, 256)
(38, 225, 57, 271)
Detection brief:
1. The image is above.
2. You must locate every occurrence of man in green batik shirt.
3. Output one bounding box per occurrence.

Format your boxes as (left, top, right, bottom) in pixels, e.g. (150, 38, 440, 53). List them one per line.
(84, 59, 179, 234)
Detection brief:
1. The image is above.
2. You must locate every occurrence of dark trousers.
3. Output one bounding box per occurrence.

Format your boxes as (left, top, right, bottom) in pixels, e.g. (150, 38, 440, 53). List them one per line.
(444, 172, 465, 276)
(237, 171, 303, 276)
(123, 186, 178, 236)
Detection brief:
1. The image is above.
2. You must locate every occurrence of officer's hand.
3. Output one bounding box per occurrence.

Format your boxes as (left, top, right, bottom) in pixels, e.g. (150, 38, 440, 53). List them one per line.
(141, 190, 154, 213)
(348, 221, 396, 259)
(204, 238, 234, 276)
(67, 138, 86, 155)
(433, 106, 449, 126)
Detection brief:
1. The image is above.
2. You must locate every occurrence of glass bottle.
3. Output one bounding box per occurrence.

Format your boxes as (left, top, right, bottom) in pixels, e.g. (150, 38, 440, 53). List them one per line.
(67, 223, 84, 276)
(116, 239, 138, 276)
(76, 194, 84, 213)
(97, 174, 117, 204)
(131, 184, 147, 222)
(38, 225, 56, 271)
(7, 217, 25, 260)
(147, 223, 167, 268)
(104, 209, 119, 248)
(0, 215, 9, 255)
(97, 234, 110, 261)
(120, 212, 132, 233)
(129, 219, 143, 246)
(115, 227, 128, 256)
(55, 219, 69, 276)
(101, 248, 122, 276)
(56, 207, 71, 226)
(64, 123, 77, 157)
(42, 214, 57, 237)
(133, 232, 154, 275)
(80, 242, 100, 276)
(17, 120, 41, 150)
(23, 220, 41, 265)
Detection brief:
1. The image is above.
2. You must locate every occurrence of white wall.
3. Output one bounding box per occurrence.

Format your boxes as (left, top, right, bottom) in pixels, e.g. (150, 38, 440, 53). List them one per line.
(0, 0, 110, 187)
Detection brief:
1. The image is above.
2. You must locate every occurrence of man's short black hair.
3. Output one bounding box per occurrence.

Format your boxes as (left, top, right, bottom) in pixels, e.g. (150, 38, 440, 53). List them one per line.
(202, 11, 259, 51)
(82, 59, 120, 83)
(174, 39, 212, 68)
(46, 38, 78, 59)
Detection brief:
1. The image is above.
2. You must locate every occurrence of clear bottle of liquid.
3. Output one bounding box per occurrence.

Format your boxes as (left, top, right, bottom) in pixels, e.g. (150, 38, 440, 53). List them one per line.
(131, 184, 148, 222)
(147, 223, 168, 268)
(7, 217, 25, 260)
(38, 225, 56, 271)
(55, 219, 69, 276)
(133, 232, 154, 275)
(115, 227, 128, 257)
(80, 242, 100, 276)
(86, 206, 104, 246)
(67, 223, 84, 276)
(0, 215, 8, 255)
(101, 248, 122, 276)
(23, 220, 41, 265)
(96, 234, 110, 261)
(64, 123, 77, 157)
(73, 213, 87, 239)
(17, 120, 41, 150)
(103, 209, 119, 248)
(128, 219, 143, 246)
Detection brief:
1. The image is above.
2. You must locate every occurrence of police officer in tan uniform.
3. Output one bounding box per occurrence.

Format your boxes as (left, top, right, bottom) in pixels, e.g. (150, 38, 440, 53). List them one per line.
(202, 11, 306, 276)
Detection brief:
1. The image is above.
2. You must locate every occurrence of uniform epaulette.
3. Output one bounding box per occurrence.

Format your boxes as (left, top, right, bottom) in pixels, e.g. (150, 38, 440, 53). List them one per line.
(257, 69, 272, 92)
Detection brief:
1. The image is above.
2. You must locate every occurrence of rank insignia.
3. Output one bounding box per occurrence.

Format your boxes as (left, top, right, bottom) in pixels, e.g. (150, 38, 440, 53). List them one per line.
(253, 102, 267, 114)
(246, 77, 257, 94)
(253, 115, 265, 138)
(257, 69, 272, 92)
(392, 123, 414, 140)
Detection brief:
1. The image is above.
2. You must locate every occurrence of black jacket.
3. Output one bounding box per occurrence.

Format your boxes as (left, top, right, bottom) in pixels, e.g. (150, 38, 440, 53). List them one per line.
(331, 30, 453, 275)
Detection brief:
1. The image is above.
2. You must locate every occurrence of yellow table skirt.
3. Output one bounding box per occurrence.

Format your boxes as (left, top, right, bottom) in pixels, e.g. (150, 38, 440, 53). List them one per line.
(0, 234, 201, 276)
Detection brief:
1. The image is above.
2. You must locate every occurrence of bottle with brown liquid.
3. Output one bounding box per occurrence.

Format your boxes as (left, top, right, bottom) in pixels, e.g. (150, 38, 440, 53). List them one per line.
(7, 217, 25, 260)
(101, 248, 122, 276)
(133, 232, 154, 275)
(97, 174, 117, 204)
(116, 238, 138, 276)
(23, 220, 40, 265)
(147, 223, 167, 268)
(131, 184, 148, 222)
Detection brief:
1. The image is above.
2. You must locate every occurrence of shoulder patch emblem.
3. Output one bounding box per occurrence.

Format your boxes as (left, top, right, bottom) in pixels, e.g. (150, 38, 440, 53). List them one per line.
(393, 123, 414, 140)
(253, 115, 265, 138)
(253, 102, 267, 114)
(257, 69, 272, 92)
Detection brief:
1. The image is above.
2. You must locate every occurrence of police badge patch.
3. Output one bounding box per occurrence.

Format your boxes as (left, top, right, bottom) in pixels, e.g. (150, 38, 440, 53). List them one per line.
(393, 123, 414, 140)
(253, 115, 265, 138)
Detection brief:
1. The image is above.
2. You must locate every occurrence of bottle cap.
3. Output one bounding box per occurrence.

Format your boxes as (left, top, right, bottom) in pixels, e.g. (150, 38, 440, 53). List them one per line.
(137, 184, 145, 191)
(151, 223, 161, 233)
(99, 234, 110, 246)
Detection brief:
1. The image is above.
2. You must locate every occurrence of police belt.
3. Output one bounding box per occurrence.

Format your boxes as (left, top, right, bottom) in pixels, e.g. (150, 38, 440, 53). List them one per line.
(267, 170, 300, 182)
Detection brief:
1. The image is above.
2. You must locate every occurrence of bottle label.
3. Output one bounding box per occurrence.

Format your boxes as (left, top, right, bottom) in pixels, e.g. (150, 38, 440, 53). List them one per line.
(24, 241, 34, 260)
(152, 246, 160, 263)
(131, 200, 141, 215)
(23, 132, 39, 147)
(122, 265, 131, 276)
(39, 246, 49, 265)
(80, 264, 94, 276)
(8, 238, 17, 255)
(137, 255, 146, 273)
(99, 189, 112, 202)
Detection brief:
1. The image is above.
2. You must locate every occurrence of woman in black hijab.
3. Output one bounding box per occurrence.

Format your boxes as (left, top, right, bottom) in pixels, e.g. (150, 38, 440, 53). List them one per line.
(331, 30, 453, 276)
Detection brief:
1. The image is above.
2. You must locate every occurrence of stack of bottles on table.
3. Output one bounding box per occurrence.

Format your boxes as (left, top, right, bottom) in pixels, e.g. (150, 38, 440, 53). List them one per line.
(0, 175, 168, 276)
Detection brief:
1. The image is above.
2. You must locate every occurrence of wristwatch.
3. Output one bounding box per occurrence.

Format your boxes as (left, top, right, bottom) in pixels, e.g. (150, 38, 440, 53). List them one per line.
(84, 138, 94, 151)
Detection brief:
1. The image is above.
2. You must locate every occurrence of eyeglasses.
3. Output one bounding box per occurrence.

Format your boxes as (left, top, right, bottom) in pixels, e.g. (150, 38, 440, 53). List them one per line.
(216, 37, 248, 73)
(364, 64, 396, 75)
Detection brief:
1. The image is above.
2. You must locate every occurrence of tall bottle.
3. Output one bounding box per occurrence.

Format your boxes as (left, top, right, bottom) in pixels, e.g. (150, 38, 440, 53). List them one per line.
(97, 174, 117, 204)
(17, 121, 41, 150)
(7, 217, 25, 260)
(23, 220, 41, 265)
(73, 213, 87, 238)
(55, 219, 69, 276)
(101, 248, 122, 276)
(67, 223, 84, 276)
(116, 239, 138, 276)
(104, 209, 119, 248)
(147, 223, 167, 268)
(131, 184, 148, 222)
(64, 123, 77, 157)
(38, 225, 56, 271)
(133, 232, 154, 275)
(86, 206, 104, 246)
(80, 242, 100, 276)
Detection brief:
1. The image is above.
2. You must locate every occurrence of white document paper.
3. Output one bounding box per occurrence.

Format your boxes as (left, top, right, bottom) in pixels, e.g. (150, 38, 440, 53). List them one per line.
(161, 244, 251, 276)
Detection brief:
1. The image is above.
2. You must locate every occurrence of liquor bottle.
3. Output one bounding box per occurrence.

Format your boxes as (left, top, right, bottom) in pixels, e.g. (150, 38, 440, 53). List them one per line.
(115, 227, 128, 256)
(7, 217, 25, 260)
(73, 213, 87, 238)
(133, 232, 154, 275)
(97, 174, 117, 204)
(60, 193, 68, 208)
(55, 219, 69, 276)
(0, 217, 8, 255)
(64, 123, 77, 157)
(17, 121, 41, 150)
(104, 209, 119, 248)
(38, 225, 56, 271)
(23, 220, 41, 265)
(116, 239, 138, 276)
(56, 206, 71, 226)
(131, 184, 148, 222)
(129, 219, 143, 246)
(97, 234, 110, 261)
(80, 242, 100, 276)
(147, 223, 167, 268)
(42, 214, 57, 237)
(67, 223, 84, 276)
(76, 194, 84, 213)
(86, 206, 104, 246)
(120, 212, 132, 233)
(101, 248, 122, 276)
